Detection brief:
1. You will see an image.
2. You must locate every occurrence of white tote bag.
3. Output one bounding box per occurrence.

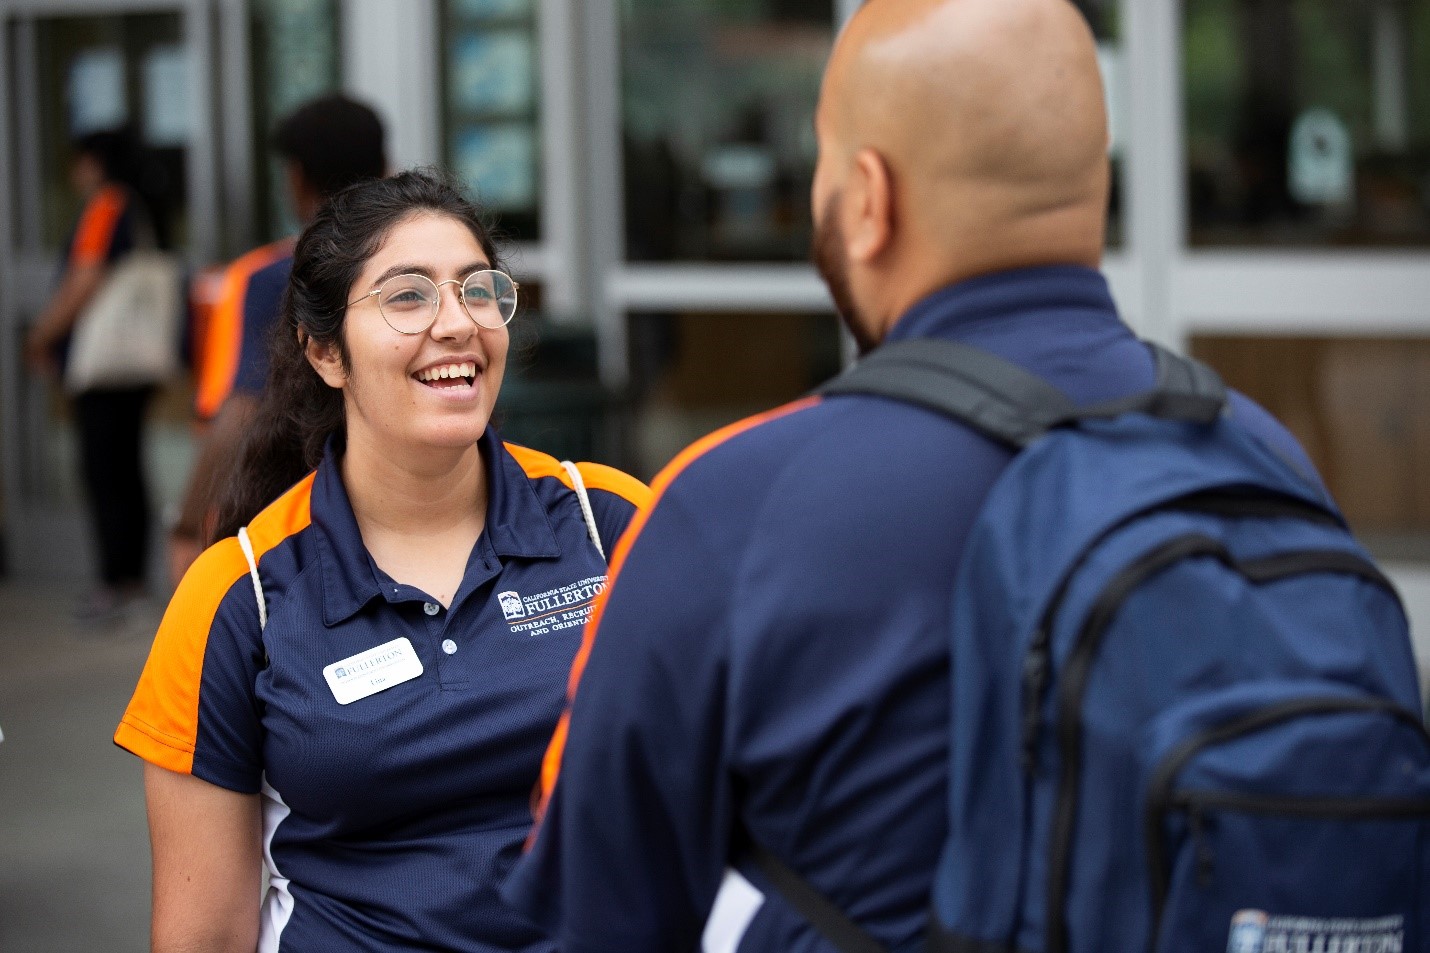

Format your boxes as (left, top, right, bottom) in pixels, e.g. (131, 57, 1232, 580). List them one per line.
(64, 249, 183, 394)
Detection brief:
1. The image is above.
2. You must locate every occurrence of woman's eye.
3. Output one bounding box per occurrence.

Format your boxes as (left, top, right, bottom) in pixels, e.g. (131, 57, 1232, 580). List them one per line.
(384, 289, 431, 309)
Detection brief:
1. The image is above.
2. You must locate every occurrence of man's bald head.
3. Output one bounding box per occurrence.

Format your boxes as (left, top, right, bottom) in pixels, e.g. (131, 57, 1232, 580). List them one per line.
(812, 0, 1111, 345)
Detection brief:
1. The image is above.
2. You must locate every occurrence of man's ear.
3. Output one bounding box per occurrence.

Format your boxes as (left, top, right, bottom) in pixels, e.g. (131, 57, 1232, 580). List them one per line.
(846, 147, 894, 264)
(304, 331, 346, 389)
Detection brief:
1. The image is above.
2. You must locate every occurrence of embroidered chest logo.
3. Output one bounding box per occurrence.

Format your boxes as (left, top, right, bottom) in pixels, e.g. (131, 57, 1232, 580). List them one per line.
(502, 576, 607, 636)
(498, 590, 526, 620)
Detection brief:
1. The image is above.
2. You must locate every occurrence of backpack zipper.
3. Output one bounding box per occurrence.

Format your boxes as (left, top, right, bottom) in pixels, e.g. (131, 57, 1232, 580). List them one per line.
(1017, 491, 1351, 773)
(1042, 533, 1228, 953)
(1142, 695, 1430, 941)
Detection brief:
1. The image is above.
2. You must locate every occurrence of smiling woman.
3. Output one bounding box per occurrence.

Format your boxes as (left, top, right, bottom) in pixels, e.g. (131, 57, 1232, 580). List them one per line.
(309, 212, 512, 470)
(111, 169, 651, 953)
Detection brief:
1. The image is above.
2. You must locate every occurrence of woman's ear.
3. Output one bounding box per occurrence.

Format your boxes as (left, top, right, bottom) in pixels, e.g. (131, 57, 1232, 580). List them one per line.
(304, 331, 346, 389)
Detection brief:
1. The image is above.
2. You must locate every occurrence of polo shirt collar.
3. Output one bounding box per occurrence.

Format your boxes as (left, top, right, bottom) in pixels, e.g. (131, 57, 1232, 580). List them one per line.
(311, 427, 561, 626)
(479, 427, 561, 560)
(886, 264, 1117, 344)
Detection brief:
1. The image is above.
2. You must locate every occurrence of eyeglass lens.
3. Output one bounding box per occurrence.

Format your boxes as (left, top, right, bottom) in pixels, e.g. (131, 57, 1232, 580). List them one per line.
(377, 270, 517, 333)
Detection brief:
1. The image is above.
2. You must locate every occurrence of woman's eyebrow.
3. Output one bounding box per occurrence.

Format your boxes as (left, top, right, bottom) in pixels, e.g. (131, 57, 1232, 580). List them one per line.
(367, 261, 492, 287)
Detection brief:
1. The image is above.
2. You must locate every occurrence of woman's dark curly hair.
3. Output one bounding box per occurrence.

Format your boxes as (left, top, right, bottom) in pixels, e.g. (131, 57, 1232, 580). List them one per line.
(213, 169, 504, 539)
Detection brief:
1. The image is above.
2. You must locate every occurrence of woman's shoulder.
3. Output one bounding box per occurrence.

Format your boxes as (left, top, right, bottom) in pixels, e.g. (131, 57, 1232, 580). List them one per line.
(172, 536, 256, 620)
(501, 441, 651, 510)
(241, 470, 319, 552)
(184, 469, 319, 619)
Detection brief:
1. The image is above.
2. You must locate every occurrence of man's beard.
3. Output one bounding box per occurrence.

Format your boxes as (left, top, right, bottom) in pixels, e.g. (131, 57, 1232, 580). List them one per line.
(811, 192, 878, 356)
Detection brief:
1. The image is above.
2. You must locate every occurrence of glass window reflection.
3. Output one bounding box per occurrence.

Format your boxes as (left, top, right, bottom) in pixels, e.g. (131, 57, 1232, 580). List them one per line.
(1185, 0, 1430, 247)
(1075, 0, 1123, 246)
(625, 310, 845, 477)
(440, 0, 541, 240)
(621, 0, 834, 262)
(621, 1, 1122, 261)
(35, 13, 189, 252)
(250, 0, 341, 242)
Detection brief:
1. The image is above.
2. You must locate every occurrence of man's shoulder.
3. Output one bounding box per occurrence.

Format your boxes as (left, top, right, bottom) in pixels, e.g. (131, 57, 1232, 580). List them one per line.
(224, 239, 291, 286)
(241, 249, 293, 311)
(653, 388, 1007, 528)
(1225, 389, 1324, 489)
(249, 251, 294, 286)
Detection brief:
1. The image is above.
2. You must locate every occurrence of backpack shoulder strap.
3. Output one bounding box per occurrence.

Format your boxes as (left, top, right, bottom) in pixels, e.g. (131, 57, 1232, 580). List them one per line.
(818, 338, 1075, 448)
(817, 339, 1227, 447)
(736, 828, 891, 953)
(236, 526, 267, 631)
(561, 460, 606, 563)
(1070, 343, 1226, 426)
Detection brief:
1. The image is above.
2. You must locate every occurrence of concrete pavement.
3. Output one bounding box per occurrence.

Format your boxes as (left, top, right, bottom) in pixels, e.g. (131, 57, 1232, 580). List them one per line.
(0, 581, 157, 952)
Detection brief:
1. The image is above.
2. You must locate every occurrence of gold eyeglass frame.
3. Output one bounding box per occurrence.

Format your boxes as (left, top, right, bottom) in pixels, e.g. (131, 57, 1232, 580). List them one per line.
(345, 269, 520, 334)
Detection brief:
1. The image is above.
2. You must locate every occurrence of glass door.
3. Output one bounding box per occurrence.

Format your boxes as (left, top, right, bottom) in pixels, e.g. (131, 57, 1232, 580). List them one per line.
(1, 2, 215, 582)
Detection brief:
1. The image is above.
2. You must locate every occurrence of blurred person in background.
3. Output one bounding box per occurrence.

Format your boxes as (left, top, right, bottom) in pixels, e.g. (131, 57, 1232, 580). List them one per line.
(168, 93, 387, 583)
(25, 127, 171, 622)
(116, 170, 649, 952)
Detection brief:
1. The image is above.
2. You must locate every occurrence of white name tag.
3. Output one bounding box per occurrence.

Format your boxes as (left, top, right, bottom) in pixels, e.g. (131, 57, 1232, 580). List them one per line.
(323, 637, 424, 705)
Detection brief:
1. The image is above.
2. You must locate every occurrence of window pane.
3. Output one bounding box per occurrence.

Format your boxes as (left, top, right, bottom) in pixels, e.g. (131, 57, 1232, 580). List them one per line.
(1190, 334, 1430, 552)
(250, 0, 341, 242)
(35, 13, 188, 252)
(625, 310, 844, 478)
(1185, 0, 1430, 247)
(622, 1, 834, 262)
(1075, 0, 1124, 246)
(440, 0, 541, 240)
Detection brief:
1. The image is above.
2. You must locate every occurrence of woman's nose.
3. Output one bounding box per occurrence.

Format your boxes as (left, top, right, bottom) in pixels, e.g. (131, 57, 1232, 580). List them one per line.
(429, 280, 474, 338)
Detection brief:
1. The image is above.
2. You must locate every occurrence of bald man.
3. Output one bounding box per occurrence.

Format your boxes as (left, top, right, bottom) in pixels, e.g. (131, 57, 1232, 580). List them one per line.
(503, 2, 1315, 951)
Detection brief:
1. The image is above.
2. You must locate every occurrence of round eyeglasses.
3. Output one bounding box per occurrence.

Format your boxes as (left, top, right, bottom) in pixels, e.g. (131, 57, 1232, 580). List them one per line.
(346, 269, 520, 334)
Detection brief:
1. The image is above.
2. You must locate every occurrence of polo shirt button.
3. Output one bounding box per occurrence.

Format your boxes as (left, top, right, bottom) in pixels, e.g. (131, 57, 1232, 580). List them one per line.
(424, 602, 440, 616)
(441, 639, 458, 655)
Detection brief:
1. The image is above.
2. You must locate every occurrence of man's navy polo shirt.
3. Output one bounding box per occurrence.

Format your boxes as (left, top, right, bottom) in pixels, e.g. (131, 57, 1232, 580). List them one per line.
(118, 428, 649, 952)
(233, 254, 293, 397)
(504, 266, 1317, 953)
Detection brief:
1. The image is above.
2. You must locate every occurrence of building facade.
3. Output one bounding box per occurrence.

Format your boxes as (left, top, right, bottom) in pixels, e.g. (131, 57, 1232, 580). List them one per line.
(2, 0, 1429, 652)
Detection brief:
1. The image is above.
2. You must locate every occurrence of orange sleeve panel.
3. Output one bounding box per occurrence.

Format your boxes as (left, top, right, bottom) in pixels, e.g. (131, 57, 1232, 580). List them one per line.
(113, 472, 316, 774)
(504, 443, 566, 482)
(569, 462, 652, 511)
(195, 240, 292, 420)
(113, 537, 253, 774)
(245, 471, 316, 555)
(533, 396, 820, 820)
(504, 442, 654, 511)
(69, 185, 128, 267)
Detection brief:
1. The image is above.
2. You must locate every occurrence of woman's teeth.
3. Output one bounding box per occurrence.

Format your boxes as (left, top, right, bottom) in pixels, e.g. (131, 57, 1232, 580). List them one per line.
(416, 362, 477, 384)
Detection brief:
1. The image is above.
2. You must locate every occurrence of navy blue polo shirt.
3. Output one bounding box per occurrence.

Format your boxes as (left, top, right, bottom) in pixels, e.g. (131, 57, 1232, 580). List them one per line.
(504, 266, 1318, 953)
(118, 428, 649, 952)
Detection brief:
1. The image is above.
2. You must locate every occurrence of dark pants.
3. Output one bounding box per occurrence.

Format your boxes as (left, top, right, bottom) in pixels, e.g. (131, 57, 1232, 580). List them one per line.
(73, 387, 154, 587)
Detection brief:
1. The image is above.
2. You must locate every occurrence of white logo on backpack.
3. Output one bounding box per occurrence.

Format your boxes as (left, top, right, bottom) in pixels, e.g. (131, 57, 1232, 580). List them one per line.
(1227, 910, 1403, 953)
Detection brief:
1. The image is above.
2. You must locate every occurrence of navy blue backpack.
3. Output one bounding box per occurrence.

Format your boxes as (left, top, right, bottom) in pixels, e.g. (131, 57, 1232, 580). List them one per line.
(751, 339, 1430, 953)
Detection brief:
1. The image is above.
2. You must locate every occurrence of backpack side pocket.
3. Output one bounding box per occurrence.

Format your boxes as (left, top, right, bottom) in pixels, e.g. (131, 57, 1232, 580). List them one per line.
(1142, 683, 1430, 953)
